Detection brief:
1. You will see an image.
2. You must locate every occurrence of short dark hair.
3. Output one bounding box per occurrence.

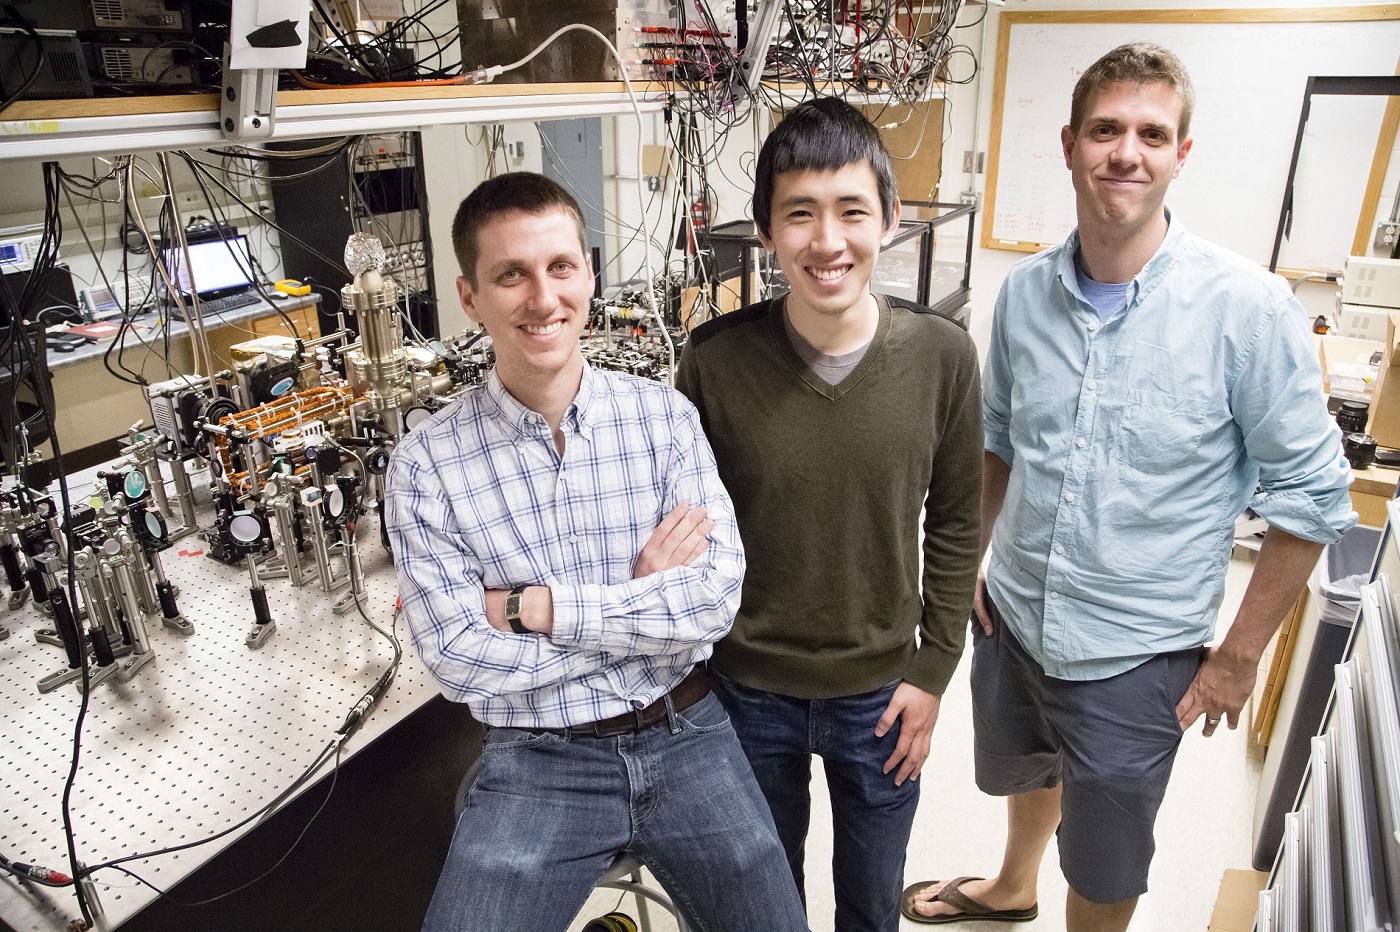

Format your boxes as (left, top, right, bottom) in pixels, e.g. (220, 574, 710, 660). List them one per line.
(1070, 43, 1196, 140)
(451, 172, 588, 286)
(753, 97, 898, 240)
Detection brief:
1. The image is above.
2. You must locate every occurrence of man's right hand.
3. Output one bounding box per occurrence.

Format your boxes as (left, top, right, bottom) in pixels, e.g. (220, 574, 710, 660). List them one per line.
(972, 570, 994, 636)
(633, 503, 715, 579)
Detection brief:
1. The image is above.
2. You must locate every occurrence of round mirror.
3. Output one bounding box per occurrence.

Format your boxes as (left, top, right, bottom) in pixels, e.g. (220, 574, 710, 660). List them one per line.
(325, 487, 346, 519)
(101, 538, 122, 556)
(404, 406, 431, 431)
(229, 513, 264, 544)
(144, 510, 166, 541)
(124, 469, 147, 499)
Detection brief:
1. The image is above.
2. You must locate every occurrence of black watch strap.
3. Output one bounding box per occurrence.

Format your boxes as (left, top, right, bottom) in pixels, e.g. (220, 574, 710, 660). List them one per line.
(505, 584, 530, 634)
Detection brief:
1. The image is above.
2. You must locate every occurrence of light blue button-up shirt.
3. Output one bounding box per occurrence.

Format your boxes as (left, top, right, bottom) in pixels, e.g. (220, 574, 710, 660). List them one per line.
(984, 215, 1357, 680)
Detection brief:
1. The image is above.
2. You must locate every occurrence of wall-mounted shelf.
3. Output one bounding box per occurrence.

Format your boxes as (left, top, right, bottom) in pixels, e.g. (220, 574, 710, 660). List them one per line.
(0, 83, 668, 162)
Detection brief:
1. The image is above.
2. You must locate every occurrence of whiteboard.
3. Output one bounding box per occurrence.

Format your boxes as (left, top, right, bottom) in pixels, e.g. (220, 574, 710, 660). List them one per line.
(984, 11, 1400, 271)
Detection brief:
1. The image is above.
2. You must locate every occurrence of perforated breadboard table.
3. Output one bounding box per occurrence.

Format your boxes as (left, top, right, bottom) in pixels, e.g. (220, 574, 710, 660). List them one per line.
(0, 468, 438, 931)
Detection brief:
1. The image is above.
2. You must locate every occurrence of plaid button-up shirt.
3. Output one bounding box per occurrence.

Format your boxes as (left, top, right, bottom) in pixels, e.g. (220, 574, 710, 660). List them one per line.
(387, 364, 745, 728)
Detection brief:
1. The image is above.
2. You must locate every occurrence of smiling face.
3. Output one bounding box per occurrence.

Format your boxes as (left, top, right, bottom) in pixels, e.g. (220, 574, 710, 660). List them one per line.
(758, 162, 899, 324)
(1062, 79, 1193, 243)
(457, 207, 592, 397)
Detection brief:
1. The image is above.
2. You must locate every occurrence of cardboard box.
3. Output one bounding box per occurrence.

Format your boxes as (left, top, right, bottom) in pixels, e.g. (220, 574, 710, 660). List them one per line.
(1318, 334, 1384, 403)
(1207, 869, 1269, 932)
(1367, 315, 1400, 448)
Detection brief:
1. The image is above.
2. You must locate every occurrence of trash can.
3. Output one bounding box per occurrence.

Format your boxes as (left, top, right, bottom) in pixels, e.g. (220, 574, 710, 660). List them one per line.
(1251, 522, 1383, 870)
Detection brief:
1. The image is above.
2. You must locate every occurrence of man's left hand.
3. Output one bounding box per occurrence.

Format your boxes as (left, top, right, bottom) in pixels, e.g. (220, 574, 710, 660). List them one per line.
(876, 683, 941, 786)
(1175, 645, 1257, 738)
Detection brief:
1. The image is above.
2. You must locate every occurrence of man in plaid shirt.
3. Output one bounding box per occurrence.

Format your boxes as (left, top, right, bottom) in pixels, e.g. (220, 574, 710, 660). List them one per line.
(386, 172, 805, 932)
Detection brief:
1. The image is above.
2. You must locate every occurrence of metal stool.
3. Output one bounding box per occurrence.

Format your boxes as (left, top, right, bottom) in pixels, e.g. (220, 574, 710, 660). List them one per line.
(454, 757, 687, 932)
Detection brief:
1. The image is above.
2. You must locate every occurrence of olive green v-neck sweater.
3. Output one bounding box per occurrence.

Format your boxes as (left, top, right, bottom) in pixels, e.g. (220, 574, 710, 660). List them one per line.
(676, 294, 983, 699)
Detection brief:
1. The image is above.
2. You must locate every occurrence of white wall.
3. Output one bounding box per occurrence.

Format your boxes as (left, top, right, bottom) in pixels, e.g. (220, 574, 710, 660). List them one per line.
(938, 0, 1399, 358)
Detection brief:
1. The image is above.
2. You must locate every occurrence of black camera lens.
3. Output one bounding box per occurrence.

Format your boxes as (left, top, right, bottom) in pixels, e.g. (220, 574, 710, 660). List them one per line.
(1337, 400, 1370, 434)
(1344, 432, 1378, 470)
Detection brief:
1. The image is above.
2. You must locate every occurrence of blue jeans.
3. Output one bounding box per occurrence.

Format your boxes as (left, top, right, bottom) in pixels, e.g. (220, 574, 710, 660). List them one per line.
(710, 671, 920, 932)
(421, 692, 808, 932)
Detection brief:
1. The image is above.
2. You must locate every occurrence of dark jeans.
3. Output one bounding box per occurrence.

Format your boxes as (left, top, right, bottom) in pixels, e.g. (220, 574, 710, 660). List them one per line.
(421, 693, 807, 932)
(710, 670, 920, 932)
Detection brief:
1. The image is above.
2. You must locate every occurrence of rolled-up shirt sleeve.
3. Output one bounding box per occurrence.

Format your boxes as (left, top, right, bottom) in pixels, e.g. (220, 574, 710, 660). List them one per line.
(982, 283, 1016, 466)
(550, 403, 746, 656)
(1233, 295, 1357, 543)
(387, 448, 584, 705)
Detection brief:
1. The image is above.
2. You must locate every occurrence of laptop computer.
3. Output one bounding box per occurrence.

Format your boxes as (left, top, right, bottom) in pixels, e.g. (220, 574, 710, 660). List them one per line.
(162, 235, 258, 314)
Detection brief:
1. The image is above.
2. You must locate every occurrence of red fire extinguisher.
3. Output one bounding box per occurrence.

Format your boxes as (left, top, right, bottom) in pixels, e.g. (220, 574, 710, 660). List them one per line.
(687, 195, 711, 254)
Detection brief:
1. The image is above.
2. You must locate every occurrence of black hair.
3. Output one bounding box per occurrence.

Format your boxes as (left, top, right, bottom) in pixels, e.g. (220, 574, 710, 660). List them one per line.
(753, 97, 898, 239)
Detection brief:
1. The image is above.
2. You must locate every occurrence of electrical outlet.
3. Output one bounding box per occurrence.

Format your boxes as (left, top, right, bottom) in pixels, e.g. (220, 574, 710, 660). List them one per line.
(960, 190, 981, 210)
(1376, 221, 1400, 251)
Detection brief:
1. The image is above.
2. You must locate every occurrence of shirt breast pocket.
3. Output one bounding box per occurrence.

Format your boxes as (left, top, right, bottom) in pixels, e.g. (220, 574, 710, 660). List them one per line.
(1114, 389, 1206, 475)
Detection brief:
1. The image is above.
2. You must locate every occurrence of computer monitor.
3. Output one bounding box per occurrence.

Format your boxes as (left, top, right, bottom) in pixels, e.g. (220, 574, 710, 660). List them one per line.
(164, 235, 254, 299)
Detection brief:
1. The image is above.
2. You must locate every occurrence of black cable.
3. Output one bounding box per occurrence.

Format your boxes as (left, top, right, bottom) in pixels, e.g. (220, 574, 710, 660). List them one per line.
(957, 0, 988, 29)
(34, 159, 98, 929)
(0, 3, 47, 116)
(311, 0, 387, 80)
(68, 584, 401, 891)
(100, 745, 343, 906)
(176, 153, 302, 338)
(180, 154, 352, 281)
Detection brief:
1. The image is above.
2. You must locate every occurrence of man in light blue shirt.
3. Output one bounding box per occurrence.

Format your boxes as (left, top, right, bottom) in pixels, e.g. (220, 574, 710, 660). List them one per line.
(904, 43, 1354, 931)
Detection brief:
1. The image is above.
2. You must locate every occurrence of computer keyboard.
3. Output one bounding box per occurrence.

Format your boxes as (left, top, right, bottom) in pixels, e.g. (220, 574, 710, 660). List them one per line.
(198, 291, 263, 315)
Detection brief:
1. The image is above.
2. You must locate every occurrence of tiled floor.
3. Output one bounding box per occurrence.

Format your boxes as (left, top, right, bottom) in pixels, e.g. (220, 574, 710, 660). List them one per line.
(565, 555, 1263, 932)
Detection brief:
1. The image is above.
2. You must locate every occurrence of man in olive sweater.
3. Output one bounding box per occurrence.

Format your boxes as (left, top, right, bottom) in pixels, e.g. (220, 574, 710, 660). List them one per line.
(675, 97, 983, 932)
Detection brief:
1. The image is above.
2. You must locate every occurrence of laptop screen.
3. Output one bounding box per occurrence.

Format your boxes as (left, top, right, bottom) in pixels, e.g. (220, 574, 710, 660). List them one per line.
(165, 235, 254, 298)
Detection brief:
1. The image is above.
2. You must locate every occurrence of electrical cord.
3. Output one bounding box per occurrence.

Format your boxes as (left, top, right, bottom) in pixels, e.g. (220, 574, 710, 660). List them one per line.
(98, 745, 342, 907)
(0, 3, 46, 116)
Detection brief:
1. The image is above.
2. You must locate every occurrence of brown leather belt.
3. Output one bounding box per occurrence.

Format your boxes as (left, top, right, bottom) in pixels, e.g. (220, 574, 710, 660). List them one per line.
(553, 666, 710, 738)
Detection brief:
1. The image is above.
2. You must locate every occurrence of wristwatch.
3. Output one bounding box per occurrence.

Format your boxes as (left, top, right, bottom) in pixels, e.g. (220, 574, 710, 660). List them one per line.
(504, 584, 530, 634)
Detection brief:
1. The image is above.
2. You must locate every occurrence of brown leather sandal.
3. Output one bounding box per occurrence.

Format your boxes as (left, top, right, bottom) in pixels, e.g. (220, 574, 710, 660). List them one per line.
(900, 876, 1039, 924)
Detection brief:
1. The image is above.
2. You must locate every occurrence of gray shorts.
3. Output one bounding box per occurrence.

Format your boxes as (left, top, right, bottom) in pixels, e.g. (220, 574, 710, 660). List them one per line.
(971, 597, 1203, 904)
